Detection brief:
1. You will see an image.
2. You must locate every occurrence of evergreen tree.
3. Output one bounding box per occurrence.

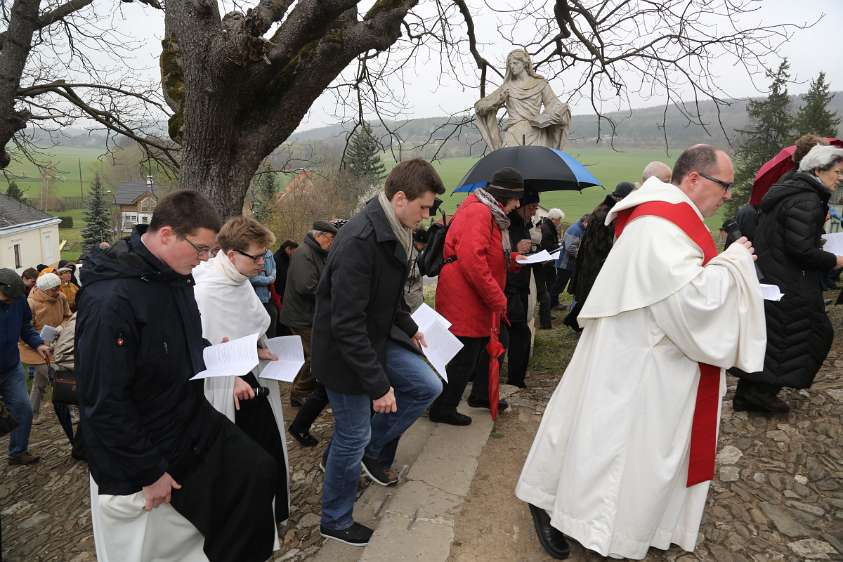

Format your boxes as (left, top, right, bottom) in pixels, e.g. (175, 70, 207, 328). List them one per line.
(5, 180, 23, 201)
(794, 72, 839, 137)
(81, 174, 112, 251)
(726, 60, 794, 215)
(345, 123, 386, 184)
(250, 164, 277, 223)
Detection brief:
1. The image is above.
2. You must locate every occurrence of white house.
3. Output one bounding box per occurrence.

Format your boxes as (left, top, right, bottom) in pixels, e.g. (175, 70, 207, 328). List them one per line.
(0, 193, 61, 272)
(114, 176, 157, 233)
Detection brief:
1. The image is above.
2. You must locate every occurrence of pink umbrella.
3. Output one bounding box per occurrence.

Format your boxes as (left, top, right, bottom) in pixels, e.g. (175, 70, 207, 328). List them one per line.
(751, 137, 843, 205)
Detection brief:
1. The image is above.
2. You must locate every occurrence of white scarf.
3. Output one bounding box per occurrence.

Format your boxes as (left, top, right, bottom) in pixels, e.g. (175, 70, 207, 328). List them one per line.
(378, 191, 413, 260)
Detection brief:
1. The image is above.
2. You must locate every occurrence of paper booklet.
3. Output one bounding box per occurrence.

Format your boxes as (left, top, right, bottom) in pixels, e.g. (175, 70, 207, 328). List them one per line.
(411, 303, 464, 382)
(758, 284, 784, 302)
(190, 332, 260, 380)
(39, 325, 59, 344)
(516, 250, 556, 264)
(258, 336, 306, 382)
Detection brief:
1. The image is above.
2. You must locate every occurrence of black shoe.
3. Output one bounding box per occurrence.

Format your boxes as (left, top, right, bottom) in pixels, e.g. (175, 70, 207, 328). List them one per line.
(467, 397, 509, 412)
(508, 381, 528, 389)
(528, 504, 570, 559)
(70, 446, 86, 462)
(733, 394, 790, 414)
(361, 456, 399, 486)
(563, 317, 582, 333)
(8, 451, 40, 466)
(429, 411, 472, 426)
(289, 425, 319, 447)
(320, 522, 374, 546)
(290, 396, 304, 408)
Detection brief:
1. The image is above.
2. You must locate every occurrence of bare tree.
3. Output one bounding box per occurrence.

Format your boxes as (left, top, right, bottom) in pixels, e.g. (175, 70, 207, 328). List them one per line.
(0, 0, 175, 171)
(2, 0, 813, 218)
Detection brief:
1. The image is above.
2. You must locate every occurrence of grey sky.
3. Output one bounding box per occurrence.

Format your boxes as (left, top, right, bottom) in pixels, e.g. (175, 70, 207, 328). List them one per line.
(112, 0, 843, 131)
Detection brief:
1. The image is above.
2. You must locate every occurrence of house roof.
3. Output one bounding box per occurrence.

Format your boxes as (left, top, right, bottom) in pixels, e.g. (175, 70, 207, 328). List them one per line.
(0, 193, 55, 229)
(114, 182, 155, 205)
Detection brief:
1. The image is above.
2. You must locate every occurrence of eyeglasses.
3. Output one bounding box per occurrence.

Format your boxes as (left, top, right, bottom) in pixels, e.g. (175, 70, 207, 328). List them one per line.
(697, 171, 733, 192)
(234, 248, 267, 263)
(182, 236, 219, 258)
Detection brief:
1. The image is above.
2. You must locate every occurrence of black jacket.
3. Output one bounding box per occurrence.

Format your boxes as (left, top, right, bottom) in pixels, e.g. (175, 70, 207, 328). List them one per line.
(539, 217, 559, 252)
(273, 250, 291, 298)
(311, 199, 419, 399)
(76, 227, 225, 495)
(278, 233, 328, 329)
(505, 210, 533, 323)
(746, 172, 835, 388)
(573, 194, 618, 304)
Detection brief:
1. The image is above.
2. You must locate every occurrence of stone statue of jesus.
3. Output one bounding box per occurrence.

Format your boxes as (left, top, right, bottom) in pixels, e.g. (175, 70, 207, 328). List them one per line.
(475, 49, 571, 151)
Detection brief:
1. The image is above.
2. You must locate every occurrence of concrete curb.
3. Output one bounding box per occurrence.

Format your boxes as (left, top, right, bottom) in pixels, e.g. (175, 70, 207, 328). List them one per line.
(311, 406, 496, 562)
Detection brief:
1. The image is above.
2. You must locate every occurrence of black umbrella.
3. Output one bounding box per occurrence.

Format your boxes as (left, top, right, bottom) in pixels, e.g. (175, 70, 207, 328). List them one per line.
(453, 146, 601, 193)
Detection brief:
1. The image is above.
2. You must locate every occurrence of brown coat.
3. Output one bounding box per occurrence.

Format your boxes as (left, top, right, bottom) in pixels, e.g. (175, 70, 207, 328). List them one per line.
(18, 288, 71, 365)
(59, 282, 79, 311)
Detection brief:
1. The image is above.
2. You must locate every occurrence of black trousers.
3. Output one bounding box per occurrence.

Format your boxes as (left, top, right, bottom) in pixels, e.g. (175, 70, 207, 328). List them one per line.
(734, 378, 781, 399)
(537, 264, 554, 328)
(503, 321, 532, 387)
(263, 302, 278, 338)
(289, 383, 329, 434)
(429, 336, 489, 415)
(171, 420, 278, 562)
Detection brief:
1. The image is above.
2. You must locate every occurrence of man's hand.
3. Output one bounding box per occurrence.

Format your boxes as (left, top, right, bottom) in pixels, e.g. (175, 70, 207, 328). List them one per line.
(36, 345, 52, 363)
(411, 331, 427, 350)
(373, 387, 397, 414)
(516, 239, 532, 254)
(257, 346, 278, 361)
(142, 472, 181, 511)
(836, 255, 843, 269)
(732, 236, 757, 261)
(233, 376, 255, 411)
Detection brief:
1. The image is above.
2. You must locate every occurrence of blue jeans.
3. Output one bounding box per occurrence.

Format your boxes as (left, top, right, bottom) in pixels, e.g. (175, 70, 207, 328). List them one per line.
(321, 342, 442, 530)
(0, 363, 33, 456)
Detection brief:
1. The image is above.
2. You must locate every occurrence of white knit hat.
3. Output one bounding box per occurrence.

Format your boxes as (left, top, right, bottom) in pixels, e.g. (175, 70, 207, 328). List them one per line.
(36, 272, 61, 290)
(799, 145, 843, 172)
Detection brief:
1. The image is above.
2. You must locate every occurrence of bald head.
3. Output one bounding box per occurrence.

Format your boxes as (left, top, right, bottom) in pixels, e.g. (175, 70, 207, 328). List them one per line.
(642, 161, 672, 183)
(671, 145, 734, 217)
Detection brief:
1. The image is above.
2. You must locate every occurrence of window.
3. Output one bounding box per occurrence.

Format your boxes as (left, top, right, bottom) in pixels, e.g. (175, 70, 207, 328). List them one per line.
(13, 243, 21, 269)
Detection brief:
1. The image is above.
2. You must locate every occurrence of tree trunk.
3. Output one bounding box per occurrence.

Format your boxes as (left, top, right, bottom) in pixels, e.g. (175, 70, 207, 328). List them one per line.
(0, 0, 41, 167)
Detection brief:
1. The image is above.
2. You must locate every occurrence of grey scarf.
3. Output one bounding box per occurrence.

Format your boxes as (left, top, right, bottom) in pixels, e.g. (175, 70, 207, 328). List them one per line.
(473, 187, 512, 258)
(378, 191, 414, 261)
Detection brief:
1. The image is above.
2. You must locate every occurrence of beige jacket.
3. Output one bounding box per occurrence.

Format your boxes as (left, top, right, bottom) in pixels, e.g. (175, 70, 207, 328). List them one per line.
(19, 288, 71, 365)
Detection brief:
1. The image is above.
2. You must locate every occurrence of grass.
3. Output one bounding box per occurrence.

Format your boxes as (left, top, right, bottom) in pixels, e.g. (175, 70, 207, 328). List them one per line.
(5, 146, 107, 200)
(57, 209, 89, 262)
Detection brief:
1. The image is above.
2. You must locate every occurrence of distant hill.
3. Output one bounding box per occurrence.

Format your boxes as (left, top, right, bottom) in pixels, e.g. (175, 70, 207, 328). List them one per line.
(289, 92, 843, 156)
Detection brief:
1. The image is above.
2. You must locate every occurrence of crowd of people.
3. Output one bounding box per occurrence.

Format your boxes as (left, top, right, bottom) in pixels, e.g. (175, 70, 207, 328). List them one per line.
(1, 138, 842, 561)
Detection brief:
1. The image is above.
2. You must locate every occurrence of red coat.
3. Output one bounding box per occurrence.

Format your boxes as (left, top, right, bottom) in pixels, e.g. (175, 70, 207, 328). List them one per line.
(436, 194, 515, 338)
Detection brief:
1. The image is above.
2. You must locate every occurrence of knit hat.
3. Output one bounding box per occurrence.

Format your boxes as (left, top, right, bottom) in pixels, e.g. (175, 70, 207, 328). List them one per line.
(612, 182, 635, 200)
(485, 168, 525, 200)
(312, 220, 338, 235)
(521, 190, 540, 206)
(36, 272, 61, 291)
(0, 268, 25, 299)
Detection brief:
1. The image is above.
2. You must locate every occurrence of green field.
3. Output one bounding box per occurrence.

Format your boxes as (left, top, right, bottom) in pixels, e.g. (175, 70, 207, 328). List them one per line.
(5, 146, 107, 200)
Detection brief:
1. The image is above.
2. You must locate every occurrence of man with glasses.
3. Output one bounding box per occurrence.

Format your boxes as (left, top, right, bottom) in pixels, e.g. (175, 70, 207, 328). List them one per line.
(77, 190, 279, 562)
(281, 220, 337, 408)
(517, 145, 766, 560)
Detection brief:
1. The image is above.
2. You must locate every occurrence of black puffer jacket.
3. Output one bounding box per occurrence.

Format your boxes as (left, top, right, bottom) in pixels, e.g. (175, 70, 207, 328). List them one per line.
(573, 194, 618, 305)
(745, 172, 836, 388)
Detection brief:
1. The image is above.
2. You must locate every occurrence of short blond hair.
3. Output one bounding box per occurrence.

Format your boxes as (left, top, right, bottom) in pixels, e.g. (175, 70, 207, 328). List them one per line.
(217, 216, 276, 253)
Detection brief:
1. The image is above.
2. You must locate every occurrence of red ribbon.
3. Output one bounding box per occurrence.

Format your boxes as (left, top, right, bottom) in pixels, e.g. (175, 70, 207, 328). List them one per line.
(615, 201, 720, 487)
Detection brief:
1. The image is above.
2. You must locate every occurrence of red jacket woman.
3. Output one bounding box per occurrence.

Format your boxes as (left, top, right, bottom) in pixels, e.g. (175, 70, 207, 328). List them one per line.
(430, 168, 526, 426)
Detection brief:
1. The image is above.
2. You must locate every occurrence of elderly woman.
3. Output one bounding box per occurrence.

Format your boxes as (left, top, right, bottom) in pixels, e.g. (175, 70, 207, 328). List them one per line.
(21, 272, 71, 423)
(192, 216, 290, 525)
(430, 168, 528, 426)
(733, 145, 843, 414)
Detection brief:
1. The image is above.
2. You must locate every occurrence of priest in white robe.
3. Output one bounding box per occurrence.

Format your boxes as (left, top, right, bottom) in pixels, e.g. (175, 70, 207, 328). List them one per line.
(515, 145, 767, 560)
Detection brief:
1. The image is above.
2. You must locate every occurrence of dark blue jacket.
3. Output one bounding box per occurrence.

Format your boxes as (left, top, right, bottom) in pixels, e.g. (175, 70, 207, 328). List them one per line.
(0, 297, 43, 372)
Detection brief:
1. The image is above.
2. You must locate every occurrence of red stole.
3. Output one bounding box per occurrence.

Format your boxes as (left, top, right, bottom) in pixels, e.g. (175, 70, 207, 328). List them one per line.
(614, 201, 720, 487)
